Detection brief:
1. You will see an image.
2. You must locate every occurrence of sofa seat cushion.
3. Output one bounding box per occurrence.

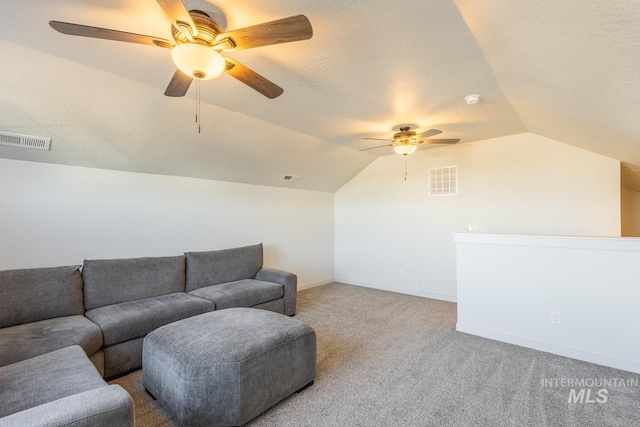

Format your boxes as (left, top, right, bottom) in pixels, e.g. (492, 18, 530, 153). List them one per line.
(0, 345, 108, 418)
(85, 293, 214, 346)
(0, 315, 102, 368)
(188, 279, 284, 310)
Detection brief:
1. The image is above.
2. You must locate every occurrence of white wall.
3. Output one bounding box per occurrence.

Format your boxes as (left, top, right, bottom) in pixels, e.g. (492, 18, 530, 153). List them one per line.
(621, 186, 640, 237)
(335, 133, 621, 301)
(0, 159, 334, 288)
(455, 233, 640, 374)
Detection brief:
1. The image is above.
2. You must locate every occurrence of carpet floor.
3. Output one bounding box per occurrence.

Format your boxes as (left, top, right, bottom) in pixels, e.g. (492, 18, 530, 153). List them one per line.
(110, 282, 640, 426)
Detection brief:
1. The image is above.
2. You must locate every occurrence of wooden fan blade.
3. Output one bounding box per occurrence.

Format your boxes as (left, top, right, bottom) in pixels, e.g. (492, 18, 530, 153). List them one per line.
(418, 129, 443, 138)
(420, 138, 460, 145)
(215, 15, 312, 51)
(360, 144, 392, 151)
(164, 69, 193, 97)
(49, 21, 175, 48)
(224, 58, 284, 99)
(156, 0, 197, 38)
(363, 137, 394, 142)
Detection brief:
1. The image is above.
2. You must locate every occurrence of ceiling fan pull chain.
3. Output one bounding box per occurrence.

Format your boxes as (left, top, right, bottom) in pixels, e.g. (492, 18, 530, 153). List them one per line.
(195, 78, 198, 125)
(404, 156, 408, 181)
(195, 79, 201, 134)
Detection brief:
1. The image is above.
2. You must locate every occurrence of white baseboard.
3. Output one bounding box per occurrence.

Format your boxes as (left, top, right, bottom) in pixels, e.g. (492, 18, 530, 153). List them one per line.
(456, 323, 640, 374)
(334, 278, 457, 303)
(298, 278, 334, 291)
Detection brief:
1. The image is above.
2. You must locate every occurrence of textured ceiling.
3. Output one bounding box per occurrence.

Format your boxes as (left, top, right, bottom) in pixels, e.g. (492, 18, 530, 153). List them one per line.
(0, 0, 638, 192)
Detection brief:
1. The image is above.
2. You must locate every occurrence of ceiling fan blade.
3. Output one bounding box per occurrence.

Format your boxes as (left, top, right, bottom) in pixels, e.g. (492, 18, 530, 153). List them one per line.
(164, 69, 193, 97)
(156, 0, 198, 39)
(359, 144, 392, 151)
(418, 129, 443, 138)
(49, 21, 175, 48)
(420, 138, 460, 145)
(363, 137, 394, 142)
(224, 58, 284, 99)
(215, 15, 312, 51)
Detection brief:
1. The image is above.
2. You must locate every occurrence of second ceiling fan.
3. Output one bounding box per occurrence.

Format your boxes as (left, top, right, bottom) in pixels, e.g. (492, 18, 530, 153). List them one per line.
(49, 0, 313, 99)
(361, 126, 460, 156)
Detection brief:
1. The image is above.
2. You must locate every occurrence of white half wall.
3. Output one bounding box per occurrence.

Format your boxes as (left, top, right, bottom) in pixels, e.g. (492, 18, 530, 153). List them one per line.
(335, 133, 621, 301)
(455, 233, 640, 374)
(0, 158, 334, 288)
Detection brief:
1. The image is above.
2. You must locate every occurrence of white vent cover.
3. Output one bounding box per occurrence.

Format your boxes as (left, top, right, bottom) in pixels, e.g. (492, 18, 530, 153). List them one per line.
(429, 166, 458, 196)
(281, 174, 302, 182)
(0, 131, 51, 151)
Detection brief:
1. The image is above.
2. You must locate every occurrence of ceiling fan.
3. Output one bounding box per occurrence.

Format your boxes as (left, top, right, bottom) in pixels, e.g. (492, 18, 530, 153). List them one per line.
(361, 125, 460, 156)
(48, 0, 313, 99)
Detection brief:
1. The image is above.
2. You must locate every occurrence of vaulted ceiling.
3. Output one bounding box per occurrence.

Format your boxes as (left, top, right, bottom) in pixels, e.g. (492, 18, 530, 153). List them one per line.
(1, 0, 639, 192)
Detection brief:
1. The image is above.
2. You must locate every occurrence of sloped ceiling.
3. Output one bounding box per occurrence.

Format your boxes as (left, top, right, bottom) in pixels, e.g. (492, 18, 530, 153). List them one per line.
(0, 0, 638, 192)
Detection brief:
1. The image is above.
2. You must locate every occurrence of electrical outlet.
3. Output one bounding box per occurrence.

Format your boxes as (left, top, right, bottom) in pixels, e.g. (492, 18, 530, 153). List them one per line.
(399, 269, 405, 277)
(550, 311, 561, 325)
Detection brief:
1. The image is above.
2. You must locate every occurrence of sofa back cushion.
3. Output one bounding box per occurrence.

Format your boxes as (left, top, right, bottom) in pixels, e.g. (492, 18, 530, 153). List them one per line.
(82, 256, 185, 310)
(185, 244, 263, 292)
(0, 265, 84, 328)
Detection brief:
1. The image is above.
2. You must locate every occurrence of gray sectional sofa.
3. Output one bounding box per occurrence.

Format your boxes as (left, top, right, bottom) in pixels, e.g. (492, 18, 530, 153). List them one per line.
(0, 243, 297, 424)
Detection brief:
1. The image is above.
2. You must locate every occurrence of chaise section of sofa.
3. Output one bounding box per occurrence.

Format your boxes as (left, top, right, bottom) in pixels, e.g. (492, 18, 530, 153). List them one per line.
(0, 345, 133, 427)
(0, 265, 103, 374)
(82, 255, 214, 378)
(185, 243, 298, 316)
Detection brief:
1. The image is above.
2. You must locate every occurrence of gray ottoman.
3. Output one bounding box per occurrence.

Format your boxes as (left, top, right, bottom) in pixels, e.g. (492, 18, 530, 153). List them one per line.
(143, 307, 316, 426)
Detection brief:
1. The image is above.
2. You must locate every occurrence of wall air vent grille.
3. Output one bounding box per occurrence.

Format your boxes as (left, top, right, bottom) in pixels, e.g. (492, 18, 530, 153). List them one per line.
(281, 174, 302, 182)
(429, 166, 458, 196)
(0, 131, 51, 151)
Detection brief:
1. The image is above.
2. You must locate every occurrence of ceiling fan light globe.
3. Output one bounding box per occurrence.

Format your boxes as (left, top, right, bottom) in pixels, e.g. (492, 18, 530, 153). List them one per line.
(171, 43, 225, 80)
(393, 144, 417, 156)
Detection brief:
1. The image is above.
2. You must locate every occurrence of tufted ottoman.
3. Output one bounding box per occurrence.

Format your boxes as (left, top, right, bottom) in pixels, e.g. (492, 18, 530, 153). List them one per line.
(142, 307, 316, 426)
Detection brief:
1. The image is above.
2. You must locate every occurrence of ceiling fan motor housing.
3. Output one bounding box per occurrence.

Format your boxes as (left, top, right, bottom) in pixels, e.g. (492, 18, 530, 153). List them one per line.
(394, 128, 418, 144)
(171, 11, 223, 47)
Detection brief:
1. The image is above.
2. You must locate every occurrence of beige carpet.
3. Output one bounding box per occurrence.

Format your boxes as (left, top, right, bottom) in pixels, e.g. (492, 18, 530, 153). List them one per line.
(111, 282, 640, 426)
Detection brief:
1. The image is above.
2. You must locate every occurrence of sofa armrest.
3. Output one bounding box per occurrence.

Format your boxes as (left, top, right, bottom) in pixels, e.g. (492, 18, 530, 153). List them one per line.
(255, 268, 297, 316)
(0, 385, 134, 427)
